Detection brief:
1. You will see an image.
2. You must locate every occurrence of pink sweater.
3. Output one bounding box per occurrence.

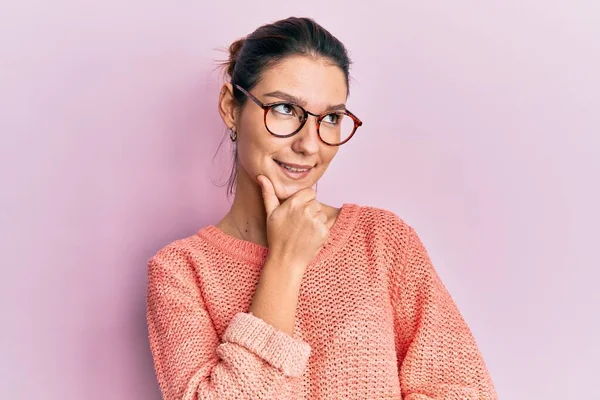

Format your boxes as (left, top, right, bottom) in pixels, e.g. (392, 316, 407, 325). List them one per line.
(146, 204, 497, 399)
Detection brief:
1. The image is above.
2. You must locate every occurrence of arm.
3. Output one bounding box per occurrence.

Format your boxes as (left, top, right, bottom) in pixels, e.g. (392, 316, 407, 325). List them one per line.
(249, 253, 306, 336)
(392, 226, 498, 400)
(146, 249, 311, 400)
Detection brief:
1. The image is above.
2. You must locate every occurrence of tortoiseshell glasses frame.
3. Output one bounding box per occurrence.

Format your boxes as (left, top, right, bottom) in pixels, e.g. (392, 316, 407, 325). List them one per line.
(234, 84, 363, 146)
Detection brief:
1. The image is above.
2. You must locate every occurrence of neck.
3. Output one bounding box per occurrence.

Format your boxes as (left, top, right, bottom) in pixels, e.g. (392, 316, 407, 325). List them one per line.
(227, 169, 269, 247)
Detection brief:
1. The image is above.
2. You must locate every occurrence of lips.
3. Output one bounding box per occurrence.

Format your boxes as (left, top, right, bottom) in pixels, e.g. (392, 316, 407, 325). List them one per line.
(274, 159, 314, 172)
(273, 159, 315, 180)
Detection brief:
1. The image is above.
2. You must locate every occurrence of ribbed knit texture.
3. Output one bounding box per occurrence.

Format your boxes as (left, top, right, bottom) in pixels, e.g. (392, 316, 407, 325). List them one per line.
(146, 204, 497, 399)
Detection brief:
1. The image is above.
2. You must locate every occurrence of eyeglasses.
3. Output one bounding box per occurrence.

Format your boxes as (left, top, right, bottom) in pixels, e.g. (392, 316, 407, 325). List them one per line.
(234, 84, 362, 146)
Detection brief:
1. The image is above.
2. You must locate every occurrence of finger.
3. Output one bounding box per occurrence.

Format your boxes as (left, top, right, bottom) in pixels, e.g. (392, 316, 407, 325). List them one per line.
(288, 187, 317, 205)
(256, 175, 280, 217)
(316, 211, 328, 225)
(305, 199, 322, 216)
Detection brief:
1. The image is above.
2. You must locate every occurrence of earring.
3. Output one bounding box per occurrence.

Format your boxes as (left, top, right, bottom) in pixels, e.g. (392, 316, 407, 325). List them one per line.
(229, 127, 237, 142)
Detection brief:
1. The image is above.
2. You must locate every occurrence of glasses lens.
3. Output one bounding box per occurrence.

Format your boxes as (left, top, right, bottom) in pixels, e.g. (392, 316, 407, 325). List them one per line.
(266, 104, 306, 136)
(266, 105, 356, 145)
(318, 112, 355, 145)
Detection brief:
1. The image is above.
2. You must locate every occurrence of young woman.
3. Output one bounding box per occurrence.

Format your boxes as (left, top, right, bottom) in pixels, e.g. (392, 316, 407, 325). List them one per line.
(146, 16, 497, 400)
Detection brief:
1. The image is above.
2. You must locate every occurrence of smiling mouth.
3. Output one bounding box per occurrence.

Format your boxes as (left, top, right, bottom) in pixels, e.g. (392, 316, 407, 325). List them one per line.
(273, 159, 314, 173)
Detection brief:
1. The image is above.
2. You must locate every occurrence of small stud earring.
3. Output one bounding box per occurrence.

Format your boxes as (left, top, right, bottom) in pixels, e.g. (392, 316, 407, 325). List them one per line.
(229, 127, 237, 142)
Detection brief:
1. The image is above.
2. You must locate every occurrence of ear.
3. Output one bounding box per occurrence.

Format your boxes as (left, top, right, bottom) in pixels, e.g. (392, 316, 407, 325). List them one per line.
(218, 83, 238, 131)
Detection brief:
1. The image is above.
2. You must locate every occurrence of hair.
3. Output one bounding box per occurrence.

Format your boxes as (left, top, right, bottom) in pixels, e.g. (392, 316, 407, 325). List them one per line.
(219, 16, 352, 197)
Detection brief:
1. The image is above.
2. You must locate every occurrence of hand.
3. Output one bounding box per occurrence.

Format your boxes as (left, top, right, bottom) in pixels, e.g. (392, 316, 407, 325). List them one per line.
(257, 175, 329, 268)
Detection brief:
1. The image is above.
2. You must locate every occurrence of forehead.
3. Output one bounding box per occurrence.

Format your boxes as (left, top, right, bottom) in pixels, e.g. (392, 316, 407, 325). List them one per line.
(255, 55, 348, 108)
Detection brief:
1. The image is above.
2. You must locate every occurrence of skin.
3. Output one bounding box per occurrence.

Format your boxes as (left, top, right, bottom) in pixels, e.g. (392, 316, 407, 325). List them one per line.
(216, 54, 349, 335)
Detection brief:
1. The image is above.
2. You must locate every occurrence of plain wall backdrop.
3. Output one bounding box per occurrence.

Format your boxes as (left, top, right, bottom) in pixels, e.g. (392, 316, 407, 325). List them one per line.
(1, 1, 598, 399)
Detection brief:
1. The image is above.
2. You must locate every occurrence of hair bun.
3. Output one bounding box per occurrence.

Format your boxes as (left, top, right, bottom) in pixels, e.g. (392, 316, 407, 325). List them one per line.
(227, 38, 246, 79)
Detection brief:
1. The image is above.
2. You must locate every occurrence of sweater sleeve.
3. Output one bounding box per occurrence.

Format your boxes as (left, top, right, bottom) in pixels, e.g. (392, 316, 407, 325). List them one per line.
(392, 226, 498, 400)
(146, 249, 311, 400)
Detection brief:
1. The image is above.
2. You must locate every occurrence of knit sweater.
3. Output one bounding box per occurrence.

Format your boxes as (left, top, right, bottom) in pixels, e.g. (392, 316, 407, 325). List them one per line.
(146, 203, 497, 399)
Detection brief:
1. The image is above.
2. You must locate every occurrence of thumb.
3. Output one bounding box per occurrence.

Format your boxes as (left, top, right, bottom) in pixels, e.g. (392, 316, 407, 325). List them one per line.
(257, 175, 280, 217)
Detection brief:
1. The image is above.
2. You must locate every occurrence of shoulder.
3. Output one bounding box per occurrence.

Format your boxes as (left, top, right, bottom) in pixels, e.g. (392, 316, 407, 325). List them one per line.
(147, 232, 209, 275)
(352, 203, 413, 238)
(338, 203, 417, 259)
(352, 205, 432, 279)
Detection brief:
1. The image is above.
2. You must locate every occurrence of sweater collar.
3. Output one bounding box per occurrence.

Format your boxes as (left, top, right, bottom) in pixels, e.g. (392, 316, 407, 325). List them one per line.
(198, 203, 361, 266)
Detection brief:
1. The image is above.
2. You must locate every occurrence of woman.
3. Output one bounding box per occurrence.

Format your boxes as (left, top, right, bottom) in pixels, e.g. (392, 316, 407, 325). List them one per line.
(146, 16, 497, 400)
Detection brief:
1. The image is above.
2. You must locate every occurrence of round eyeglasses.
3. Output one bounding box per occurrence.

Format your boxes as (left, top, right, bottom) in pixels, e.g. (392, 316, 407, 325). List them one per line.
(234, 84, 362, 146)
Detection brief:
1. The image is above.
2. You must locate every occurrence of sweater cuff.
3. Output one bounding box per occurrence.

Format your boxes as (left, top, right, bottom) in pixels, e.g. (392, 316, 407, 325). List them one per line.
(222, 312, 311, 377)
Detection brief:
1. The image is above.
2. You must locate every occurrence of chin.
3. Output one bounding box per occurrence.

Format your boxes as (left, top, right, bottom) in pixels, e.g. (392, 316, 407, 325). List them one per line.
(273, 185, 296, 201)
(273, 180, 314, 201)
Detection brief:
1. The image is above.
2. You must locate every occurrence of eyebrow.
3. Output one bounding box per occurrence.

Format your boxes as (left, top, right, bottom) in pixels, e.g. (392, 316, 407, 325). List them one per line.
(263, 90, 347, 112)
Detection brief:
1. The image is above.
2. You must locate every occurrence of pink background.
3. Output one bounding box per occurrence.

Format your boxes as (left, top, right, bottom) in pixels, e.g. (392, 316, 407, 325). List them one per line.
(1, 1, 598, 399)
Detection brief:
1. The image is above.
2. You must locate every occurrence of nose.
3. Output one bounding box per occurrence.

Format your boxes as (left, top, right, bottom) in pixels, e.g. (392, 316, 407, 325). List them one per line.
(291, 114, 320, 155)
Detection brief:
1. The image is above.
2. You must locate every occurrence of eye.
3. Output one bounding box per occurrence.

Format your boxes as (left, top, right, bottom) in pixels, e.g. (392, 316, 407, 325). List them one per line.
(322, 113, 341, 125)
(272, 104, 296, 116)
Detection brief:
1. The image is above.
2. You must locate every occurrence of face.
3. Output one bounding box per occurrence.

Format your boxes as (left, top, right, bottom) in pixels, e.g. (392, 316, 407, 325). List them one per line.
(221, 55, 348, 201)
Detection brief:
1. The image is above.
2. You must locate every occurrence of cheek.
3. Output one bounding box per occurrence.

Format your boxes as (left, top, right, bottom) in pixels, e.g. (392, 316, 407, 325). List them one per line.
(237, 140, 264, 174)
(319, 147, 339, 168)
(235, 130, 279, 175)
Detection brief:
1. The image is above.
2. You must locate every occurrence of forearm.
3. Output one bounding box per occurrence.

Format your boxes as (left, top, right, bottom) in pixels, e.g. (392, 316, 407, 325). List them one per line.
(148, 254, 311, 400)
(250, 254, 305, 336)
